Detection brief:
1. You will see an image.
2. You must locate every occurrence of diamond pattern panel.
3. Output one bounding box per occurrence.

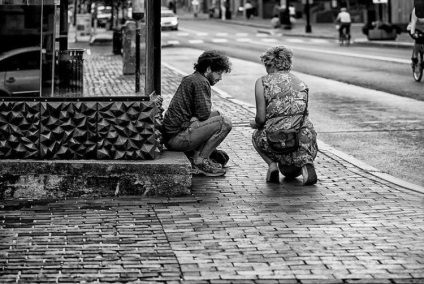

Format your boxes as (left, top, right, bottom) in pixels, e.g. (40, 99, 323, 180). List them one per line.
(40, 102, 97, 159)
(0, 100, 159, 160)
(0, 101, 40, 159)
(97, 101, 159, 160)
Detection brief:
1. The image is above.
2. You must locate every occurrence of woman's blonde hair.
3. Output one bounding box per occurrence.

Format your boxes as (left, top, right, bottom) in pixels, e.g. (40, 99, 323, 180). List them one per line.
(260, 46, 293, 71)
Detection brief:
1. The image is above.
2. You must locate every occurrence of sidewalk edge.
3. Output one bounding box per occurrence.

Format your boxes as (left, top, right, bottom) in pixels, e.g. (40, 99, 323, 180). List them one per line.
(162, 60, 424, 195)
(318, 141, 424, 195)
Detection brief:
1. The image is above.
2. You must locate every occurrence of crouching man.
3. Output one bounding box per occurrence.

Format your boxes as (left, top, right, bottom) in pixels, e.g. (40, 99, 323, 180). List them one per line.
(162, 50, 232, 177)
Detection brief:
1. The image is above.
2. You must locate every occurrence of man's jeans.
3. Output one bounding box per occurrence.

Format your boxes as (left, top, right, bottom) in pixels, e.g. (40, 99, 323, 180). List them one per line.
(165, 115, 232, 159)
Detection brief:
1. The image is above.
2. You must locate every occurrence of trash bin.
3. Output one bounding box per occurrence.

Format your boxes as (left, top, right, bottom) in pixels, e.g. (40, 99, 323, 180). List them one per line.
(113, 28, 122, 55)
(56, 49, 84, 97)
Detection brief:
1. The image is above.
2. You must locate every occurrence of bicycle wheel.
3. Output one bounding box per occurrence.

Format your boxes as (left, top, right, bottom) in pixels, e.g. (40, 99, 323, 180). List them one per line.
(345, 35, 350, 46)
(413, 50, 423, 82)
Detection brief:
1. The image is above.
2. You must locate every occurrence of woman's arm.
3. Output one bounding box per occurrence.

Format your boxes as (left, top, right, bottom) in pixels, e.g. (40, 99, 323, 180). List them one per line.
(250, 77, 266, 129)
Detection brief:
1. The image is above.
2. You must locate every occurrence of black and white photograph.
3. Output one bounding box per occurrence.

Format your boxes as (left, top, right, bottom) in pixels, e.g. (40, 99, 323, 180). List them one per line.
(1, 0, 423, 283)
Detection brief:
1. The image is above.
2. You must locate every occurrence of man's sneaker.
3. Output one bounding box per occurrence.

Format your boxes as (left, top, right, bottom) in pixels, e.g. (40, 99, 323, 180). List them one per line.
(208, 159, 223, 169)
(193, 158, 226, 177)
(302, 164, 317, 186)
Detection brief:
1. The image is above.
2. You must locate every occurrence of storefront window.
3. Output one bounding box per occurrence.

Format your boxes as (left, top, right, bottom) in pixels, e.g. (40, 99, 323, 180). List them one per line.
(0, 0, 56, 97)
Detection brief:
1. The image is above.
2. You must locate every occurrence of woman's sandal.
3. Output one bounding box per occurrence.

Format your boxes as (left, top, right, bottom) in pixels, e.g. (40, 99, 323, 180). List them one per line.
(266, 163, 279, 183)
(302, 164, 317, 186)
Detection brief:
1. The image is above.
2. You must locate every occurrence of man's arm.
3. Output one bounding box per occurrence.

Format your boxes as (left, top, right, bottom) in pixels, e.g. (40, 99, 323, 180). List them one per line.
(335, 13, 341, 23)
(411, 8, 418, 35)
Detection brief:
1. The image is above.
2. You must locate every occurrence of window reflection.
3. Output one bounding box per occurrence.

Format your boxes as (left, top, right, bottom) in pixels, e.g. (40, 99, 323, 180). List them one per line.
(0, 0, 147, 98)
(0, 2, 55, 97)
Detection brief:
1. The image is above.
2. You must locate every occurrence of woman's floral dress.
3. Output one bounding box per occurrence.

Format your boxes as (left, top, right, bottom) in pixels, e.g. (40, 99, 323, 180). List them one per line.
(252, 72, 318, 167)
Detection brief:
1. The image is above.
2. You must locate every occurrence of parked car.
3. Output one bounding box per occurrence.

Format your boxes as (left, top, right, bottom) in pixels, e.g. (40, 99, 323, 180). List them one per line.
(97, 6, 112, 28)
(0, 47, 40, 97)
(161, 9, 178, 30)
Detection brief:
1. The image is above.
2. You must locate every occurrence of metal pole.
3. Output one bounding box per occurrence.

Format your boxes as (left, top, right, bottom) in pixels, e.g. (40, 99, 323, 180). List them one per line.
(285, 0, 291, 29)
(60, 0, 68, 51)
(132, 0, 145, 94)
(305, 0, 311, 33)
(153, 0, 161, 96)
(135, 20, 140, 93)
(145, 0, 154, 96)
(387, 0, 392, 23)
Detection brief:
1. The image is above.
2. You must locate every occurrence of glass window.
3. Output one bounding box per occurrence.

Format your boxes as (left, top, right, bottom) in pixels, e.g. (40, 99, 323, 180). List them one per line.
(0, 50, 40, 72)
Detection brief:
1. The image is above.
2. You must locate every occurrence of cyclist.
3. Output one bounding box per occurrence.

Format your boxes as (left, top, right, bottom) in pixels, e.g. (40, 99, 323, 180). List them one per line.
(408, 7, 424, 65)
(336, 7, 352, 43)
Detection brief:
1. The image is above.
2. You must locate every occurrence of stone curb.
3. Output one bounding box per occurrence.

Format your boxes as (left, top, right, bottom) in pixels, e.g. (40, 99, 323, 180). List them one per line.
(162, 61, 424, 195)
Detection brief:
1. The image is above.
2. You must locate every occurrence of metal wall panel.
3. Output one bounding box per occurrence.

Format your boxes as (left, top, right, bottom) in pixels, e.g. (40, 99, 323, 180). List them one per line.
(0, 101, 40, 159)
(0, 99, 159, 160)
(40, 101, 97, 159)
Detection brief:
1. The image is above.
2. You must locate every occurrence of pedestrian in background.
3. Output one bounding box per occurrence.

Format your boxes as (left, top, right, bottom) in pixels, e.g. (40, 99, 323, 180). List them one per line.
(250, 46, 318, 185)
(162, 50, 233, 177)
(168, 0, 177, 14)
(244, 1, 253, 19)
(192, 0, 200, 17)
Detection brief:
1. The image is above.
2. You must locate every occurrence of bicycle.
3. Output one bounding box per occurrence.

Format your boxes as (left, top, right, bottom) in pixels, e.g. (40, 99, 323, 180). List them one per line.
(410, 29, 424, 82)
(337, 23, 351, 46)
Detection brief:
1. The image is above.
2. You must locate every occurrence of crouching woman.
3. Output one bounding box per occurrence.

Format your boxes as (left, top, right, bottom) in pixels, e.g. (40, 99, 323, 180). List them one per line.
(250, 46, 318, 185)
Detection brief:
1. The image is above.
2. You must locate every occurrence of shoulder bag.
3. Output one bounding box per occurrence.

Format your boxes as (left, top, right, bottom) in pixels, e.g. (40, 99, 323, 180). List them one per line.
(265, 97, 308, 155)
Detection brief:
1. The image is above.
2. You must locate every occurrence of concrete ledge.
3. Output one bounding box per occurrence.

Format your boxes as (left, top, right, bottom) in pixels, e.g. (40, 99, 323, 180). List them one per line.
(0, 151, 191, 200)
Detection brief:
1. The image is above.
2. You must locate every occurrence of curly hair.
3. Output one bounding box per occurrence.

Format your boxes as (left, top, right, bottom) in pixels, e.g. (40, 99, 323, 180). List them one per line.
(194, 50, 232, 73)
(260, 46, 293, 71)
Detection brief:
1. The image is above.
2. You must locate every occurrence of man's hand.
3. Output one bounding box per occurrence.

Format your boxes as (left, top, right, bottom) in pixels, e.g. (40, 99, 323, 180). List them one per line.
(209, 110, 221, 118)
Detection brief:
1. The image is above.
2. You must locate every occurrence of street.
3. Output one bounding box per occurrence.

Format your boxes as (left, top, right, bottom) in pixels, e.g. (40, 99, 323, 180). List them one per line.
(161, 20, 424, 188)
(162, 20, 422, 101)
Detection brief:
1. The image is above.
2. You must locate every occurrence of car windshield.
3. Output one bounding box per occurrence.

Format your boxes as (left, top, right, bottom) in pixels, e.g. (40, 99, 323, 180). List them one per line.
(98, 8, 111, 14)
(161, 12, 175, 17)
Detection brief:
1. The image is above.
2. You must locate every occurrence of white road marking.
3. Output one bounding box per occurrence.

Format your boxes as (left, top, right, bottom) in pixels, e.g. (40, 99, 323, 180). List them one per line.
(236, 33, 248, 37)
(261, 38, 279, 42)
(188, 39, 204, 44)
(167, 40, 180, 45)
(310, 38, 329, 43)
(212, 38, 228, 43)
(285, 38, 304, 43)
(236, 38, 252, 42)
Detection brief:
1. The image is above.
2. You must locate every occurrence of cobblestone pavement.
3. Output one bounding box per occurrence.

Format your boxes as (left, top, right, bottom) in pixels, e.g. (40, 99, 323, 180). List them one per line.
(1, 44, 424, 283)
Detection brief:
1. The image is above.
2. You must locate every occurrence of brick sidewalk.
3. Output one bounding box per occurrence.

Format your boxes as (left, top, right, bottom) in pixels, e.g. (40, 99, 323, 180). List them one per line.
(1, 45, 424, 283)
